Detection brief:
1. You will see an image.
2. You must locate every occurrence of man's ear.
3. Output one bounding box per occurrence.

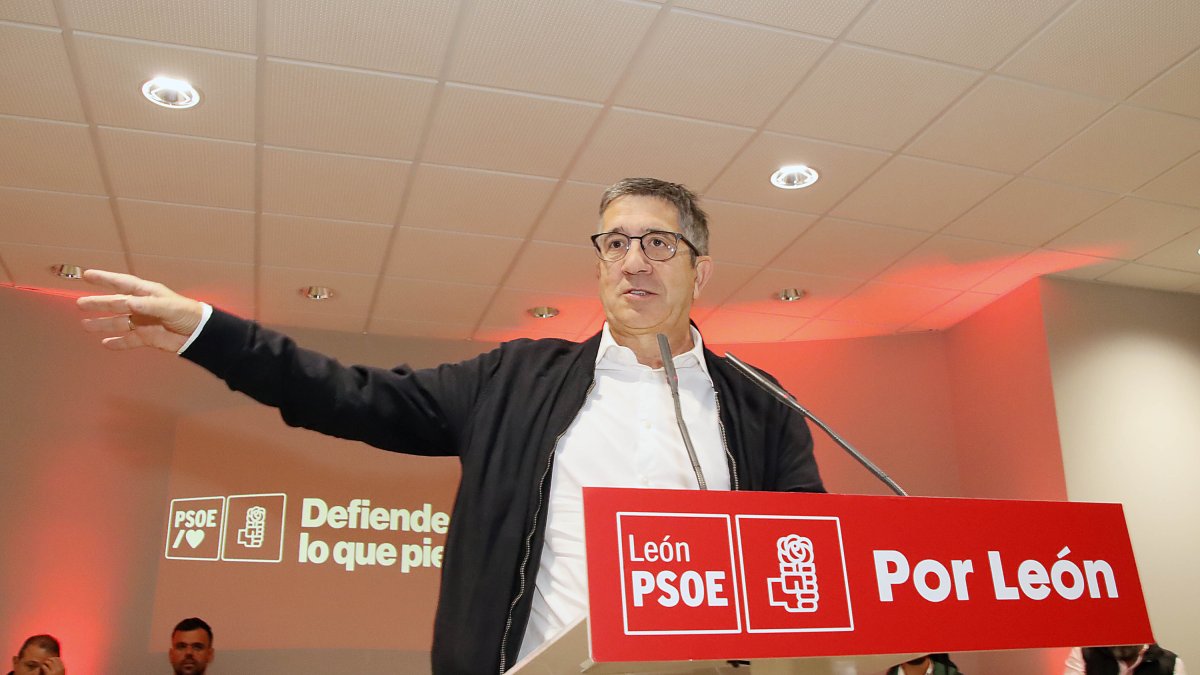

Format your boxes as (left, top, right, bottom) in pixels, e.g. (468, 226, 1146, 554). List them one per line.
(692, 256, 713, 300)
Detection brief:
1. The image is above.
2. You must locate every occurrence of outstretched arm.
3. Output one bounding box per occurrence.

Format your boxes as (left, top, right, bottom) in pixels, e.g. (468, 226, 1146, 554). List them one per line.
(76, 269, 205, 352)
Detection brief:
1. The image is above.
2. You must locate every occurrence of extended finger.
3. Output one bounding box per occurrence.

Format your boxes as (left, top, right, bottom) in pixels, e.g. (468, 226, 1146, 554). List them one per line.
(77, 293, 135, 314)
(100, 332, 148, 351)
(81, 315, 137, 333)
(81, 269, 161, 297)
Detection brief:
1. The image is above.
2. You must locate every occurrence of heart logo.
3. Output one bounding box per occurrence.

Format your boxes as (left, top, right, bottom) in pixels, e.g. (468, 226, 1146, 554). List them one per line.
(185, 529, 205, 548)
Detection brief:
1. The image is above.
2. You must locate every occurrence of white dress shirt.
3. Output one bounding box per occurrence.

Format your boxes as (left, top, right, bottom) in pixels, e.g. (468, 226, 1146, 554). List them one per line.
(517, 323, 730, 660)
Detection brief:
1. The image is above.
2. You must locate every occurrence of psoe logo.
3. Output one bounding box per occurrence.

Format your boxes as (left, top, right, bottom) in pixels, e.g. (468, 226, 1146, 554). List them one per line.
(767, 534, 819, 613)
(165, 493, 287, 563)
(735, 515, 853, 634)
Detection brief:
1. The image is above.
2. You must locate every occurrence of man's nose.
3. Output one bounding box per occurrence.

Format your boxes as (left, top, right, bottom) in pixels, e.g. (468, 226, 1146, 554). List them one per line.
(620, 240, 653, 273)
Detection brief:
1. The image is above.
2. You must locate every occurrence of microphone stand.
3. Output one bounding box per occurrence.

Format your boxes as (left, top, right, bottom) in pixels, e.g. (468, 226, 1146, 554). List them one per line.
(724, 352, 908, 497)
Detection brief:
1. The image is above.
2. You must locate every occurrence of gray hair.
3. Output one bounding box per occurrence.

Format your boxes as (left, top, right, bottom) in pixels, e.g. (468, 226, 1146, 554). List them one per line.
(598, 177, 710, 257)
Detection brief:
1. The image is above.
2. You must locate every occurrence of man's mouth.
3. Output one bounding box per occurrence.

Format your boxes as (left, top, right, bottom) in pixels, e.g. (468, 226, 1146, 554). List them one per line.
(625, 289, 654, 297)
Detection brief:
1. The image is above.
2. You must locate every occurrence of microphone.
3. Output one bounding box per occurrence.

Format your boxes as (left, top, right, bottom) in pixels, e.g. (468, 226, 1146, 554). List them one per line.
(723, 352, 908, 497)
(657, 333, 707, 490)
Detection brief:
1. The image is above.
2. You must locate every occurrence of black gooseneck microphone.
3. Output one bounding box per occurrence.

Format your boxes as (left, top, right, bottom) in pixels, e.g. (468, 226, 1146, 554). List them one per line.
(723, 352, 908, 497)
(656, 333, 707, 490)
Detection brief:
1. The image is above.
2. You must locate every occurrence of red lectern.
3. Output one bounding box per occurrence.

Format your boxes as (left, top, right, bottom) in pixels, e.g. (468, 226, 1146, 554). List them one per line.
(509, 488, 1152, 674)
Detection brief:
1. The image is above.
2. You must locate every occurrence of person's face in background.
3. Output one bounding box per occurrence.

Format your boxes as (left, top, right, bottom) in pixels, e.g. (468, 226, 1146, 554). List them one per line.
(11, 645, 61, 675)
(169, 629, 213, 675)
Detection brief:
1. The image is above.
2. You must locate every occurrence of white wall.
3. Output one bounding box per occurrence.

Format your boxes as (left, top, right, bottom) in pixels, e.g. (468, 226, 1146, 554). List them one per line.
(1040, 278, 1200, 668)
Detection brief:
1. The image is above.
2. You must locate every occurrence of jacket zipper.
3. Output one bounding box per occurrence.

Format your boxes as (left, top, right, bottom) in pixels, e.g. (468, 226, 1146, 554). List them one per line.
(498, 379, 597, 674)
(714, 389, 740, 491)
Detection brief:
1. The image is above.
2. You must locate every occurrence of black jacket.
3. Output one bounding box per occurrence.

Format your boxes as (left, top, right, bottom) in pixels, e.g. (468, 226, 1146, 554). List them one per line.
(184, 309, 825, 674)
(1083, 645, 1178, 675)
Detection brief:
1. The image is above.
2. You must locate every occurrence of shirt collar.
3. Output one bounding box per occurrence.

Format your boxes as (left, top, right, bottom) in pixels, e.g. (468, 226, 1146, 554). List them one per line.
(596, 322, 712, 382)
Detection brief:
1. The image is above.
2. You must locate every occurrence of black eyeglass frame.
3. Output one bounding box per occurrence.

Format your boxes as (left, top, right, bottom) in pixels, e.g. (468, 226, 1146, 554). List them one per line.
(590, 230, 701, 262)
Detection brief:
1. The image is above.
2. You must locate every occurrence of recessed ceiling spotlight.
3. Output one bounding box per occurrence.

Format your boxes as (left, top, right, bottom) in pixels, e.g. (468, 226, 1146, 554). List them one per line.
(141, 76, 200, 109)
(301, 286, 334, 301)
(53, 264, 83, 279)
(770, 164, 819, 190)
(528, 306, 559, 319)
(777, 288, 806, 302)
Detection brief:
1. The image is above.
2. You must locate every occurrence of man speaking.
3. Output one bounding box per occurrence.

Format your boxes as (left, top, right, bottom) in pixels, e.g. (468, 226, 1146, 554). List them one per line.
(78, 177, 825, 674)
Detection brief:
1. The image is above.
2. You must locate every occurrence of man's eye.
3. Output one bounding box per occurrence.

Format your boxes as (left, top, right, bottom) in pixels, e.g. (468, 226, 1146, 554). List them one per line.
(646, 234, 671, 248)
(605, 237, 625, 249)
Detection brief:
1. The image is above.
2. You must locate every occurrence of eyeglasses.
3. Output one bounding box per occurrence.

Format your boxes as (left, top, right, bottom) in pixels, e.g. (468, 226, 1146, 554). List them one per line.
(590, 230, 700, 262)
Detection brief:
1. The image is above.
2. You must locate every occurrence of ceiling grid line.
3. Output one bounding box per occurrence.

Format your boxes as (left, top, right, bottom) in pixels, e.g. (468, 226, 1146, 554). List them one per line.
(358, 0, 476, 335)
(47, 0, 136, 275)
(464, 0, 681, 341)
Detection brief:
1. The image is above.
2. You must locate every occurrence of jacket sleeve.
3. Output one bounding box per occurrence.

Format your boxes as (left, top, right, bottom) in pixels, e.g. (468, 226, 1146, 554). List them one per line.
(772, 403, 826, 493)
(181, 308, 491, 457)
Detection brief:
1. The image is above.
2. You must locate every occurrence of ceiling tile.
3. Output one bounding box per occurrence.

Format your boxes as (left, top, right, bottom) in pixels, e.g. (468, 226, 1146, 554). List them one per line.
(905, 291, 1000, 331)
(976, 248, 1124, 294)
(1097, 262, 1200, 292)
(1137, 227, 1200, 273)
(847, 0, 1071, 69)
(67, 0, 254, 52)
(704, 200, 815, 267)
(450, 0, 658, 101)
(262, 309, 369, 334)
(0, 0, 57, 25)
(100, 127, 254, 208)
(263, 59, 436, 159)
(261, 213, 391, 273)
(571, 108, 753, 188)
(1026, 105, 1200, 193)
(402, 164, 557, 237)
(0, 116, 105, 194)
(531, 180, 607, 244)
(1131, 50, 1200, 118)
(0, 242, 127, 290)
(0, 187, 119, 250)
(945, 177, 1119, 246)
(260, 266, 377, 317)
(130, 253, 255, 315)
(768, 45, 978, 151)
(503, 241, 597, 298)
(674, 0, 870, 37)
(0, 24, 84, 121)
(423, 84, 602, 177)
(819, 281, 959, 324)
(1135, 152, 1200, 209)
(367, 316, 475, 341)
(261, 146, 410, 223)
(119, 198, 253, 263)
(999, 0, 1200, 99)
(74, 34, 256, 141)
(375, 277, 495, 325)
(876, 234, 1030, 291)
(615, 9, 828, 126)
(475, 288, 601, 341)
(772, 217, 927, 279)
(695, 260, 758, 308)
(706, 132, 890, 213)
(266, 0, 459, 77)
(1048, 197, 1200, 260)
(907, 76, 1110, 174)
(721, 268, 861, 317)
(696, 308, 809, 343)
(789, 318, 897, 342)
(830, 156, 1010, 231)
(384, 227, 524, 286)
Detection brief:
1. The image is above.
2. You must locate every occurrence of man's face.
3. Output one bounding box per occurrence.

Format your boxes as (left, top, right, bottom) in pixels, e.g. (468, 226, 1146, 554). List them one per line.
(169, 629, 213, 675)
(596, 195, 712, 341)
(11, 646, 59, 675)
